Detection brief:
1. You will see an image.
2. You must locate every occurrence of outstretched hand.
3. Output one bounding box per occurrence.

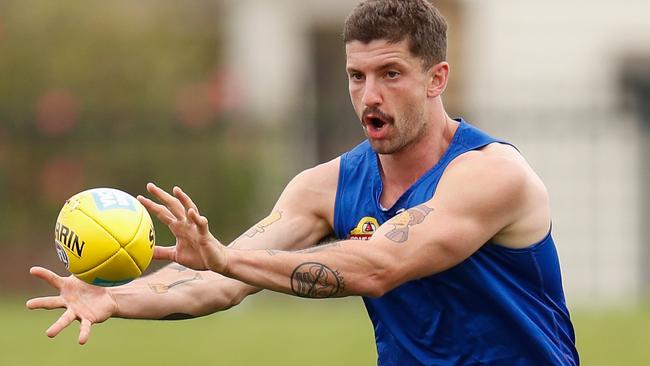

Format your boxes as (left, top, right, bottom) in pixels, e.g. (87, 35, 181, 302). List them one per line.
(26, 266, 117, 345)
(137, 183, 228, 273)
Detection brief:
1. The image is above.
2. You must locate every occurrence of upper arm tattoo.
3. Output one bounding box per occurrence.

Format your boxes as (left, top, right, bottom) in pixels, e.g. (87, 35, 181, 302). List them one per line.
(384, 205, 434, 243)
(244, 210, 283, 238)
(231, 211, 283, 248)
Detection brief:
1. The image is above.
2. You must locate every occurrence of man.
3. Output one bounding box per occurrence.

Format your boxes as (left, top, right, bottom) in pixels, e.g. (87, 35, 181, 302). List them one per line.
(28, 1, 579, 364)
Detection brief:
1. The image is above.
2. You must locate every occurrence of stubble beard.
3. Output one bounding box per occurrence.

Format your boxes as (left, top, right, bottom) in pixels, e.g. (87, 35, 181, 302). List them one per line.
(368, 109, 428, 155)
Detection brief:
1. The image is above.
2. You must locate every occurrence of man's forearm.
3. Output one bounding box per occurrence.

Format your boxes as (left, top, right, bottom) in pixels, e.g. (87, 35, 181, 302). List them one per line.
(223, 241, 391, 299)
(109, 207, 331, 319)
(110, 263, 258, 320)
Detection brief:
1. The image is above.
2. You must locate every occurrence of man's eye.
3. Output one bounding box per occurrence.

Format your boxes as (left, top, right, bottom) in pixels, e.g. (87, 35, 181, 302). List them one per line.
(350, 73, 364, 81)
(386, 71, 400, 79)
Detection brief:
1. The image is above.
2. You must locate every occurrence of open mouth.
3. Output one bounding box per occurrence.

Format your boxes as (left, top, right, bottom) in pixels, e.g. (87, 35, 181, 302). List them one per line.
(366, 116, 386, 130)
(363, 110, 392, 128)
(361, 108, 393, 139)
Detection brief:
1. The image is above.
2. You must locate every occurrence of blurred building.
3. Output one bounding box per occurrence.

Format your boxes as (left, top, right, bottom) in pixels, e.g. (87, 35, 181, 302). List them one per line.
(222, 0, 650, 306)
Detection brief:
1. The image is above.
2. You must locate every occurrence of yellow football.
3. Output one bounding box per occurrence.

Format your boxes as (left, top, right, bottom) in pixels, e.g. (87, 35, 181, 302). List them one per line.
(54, 188, 155, 286)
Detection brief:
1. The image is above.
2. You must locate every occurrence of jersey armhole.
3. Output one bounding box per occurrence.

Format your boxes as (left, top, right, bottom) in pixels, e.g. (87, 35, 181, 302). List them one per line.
(332, 153, 348, 239)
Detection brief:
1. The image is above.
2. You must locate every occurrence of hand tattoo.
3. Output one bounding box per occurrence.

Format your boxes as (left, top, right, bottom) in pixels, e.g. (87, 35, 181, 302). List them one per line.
(290, 262, 345, 298)
(385, 205, 434, 243)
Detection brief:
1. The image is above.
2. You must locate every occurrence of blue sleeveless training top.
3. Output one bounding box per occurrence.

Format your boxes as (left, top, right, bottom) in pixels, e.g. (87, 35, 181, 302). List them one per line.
(333, 119, 578, 365)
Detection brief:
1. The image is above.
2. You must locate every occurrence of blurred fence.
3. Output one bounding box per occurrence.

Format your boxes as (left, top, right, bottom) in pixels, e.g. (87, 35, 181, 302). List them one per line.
(0, 0, 267, 290)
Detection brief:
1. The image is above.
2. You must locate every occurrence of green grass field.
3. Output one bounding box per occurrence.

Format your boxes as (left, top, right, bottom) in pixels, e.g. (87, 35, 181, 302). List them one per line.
(3, 293, 650, 365)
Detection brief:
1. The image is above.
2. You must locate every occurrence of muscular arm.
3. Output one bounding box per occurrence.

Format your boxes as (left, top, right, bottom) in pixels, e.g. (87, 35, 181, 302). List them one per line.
(213, 153, 546, 299)
(28, 159, 339, 332)
(112, 211, 329, 320)
(110, 215, 306, 320)
(113, 160, 338, 319)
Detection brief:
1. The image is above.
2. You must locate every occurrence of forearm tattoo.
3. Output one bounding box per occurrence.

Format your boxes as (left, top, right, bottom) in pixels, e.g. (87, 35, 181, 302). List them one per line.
(264, 241, 342, 257)
(385, 205, 434, 243)
(297, 241, 341, 254)
(290, 262, 345, 298)
(159, 313, 195, 320)
(265, 242, 341, 257)
(168, 263, 188, 272)
(148, 272, 203, 294)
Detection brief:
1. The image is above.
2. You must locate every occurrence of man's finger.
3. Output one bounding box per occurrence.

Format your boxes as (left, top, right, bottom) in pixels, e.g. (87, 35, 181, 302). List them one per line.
(137, 195, 175, 226)
(78, 319, 92, 345)
(173, 186, 199, 213)
(29, 266, 63, 290)
(46, 308, 77, 338)
(146, 183, 186, 220)
(153, 245, 176, 262)
(26, 296, 65, 310)
(188, 208, 210, 236)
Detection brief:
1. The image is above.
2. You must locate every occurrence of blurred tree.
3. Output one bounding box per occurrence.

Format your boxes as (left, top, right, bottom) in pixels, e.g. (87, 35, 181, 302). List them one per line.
(0, 0, 261, 252)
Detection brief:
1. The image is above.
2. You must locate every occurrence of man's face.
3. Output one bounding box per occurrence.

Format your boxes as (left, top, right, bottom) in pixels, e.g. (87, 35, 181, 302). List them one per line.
(346, 39, 431, 154)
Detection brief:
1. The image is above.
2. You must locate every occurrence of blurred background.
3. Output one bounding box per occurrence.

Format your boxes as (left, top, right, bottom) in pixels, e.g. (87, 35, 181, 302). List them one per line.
(1, 0, 649, 364)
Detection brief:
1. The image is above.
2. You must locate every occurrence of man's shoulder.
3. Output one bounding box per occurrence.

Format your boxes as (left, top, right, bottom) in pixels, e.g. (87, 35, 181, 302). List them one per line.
(276, 158, 340, 228)
(292, 157, 341, 193)
(448, 142, 527, 177)
(440, 142, 551, 248)
(444, 145, 530, 198)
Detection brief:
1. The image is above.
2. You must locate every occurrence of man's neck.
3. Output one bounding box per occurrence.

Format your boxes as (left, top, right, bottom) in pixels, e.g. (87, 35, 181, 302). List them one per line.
(378, 116, 459, 208)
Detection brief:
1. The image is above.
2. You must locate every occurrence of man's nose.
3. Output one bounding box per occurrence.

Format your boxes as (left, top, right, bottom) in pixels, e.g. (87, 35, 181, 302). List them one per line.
(361, 79, 382, 107)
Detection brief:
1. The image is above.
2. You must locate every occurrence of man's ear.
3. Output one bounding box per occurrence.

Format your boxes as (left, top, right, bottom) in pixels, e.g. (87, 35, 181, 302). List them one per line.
(427, 62, 450, 98)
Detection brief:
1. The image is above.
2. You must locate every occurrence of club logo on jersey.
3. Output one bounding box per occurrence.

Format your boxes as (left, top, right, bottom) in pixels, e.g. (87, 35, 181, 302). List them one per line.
(348, 216, 379, 240)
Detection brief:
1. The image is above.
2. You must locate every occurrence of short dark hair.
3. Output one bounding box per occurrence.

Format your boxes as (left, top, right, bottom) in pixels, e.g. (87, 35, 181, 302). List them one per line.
(343, 0, 448, 69)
